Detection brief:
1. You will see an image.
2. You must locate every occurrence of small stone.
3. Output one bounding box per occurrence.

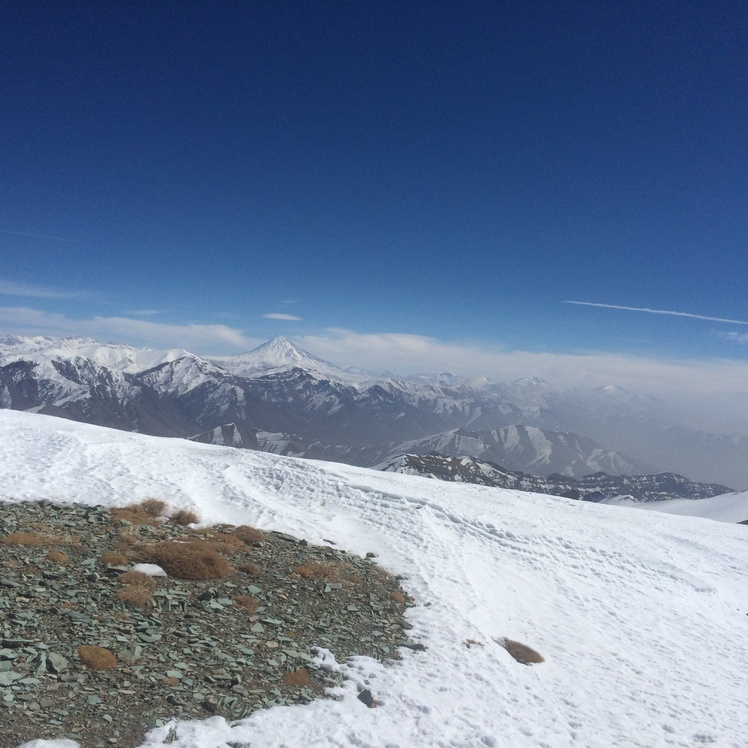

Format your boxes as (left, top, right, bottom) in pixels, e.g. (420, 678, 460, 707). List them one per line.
(357, 688, 375, 708)
(202, 697, 218, 713)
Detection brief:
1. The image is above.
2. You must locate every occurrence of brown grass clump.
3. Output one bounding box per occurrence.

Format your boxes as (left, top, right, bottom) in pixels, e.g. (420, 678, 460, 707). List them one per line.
(198, 532, 247, 555)
(232, 595, 259, 615)
(2, 531, 79, 547)
(499, 638, 545, 665)
(111, 506, 160, 526)
(282, 668, 309, 687)
(78, 645, 118, 670)
(138, 541, 232, 580)
(116, 584, 154, 607)
(390, 591, 406, 604)
(170, 509, 200, 526)
(138, 498, 168, 517)
(100, 550, 130, 565)
(118, 570, 157, 590)
(292, 561, 339, 580)
(46, 549, 70, 564)
(235, 525, 264, 544)
(239, 562, 261, 576)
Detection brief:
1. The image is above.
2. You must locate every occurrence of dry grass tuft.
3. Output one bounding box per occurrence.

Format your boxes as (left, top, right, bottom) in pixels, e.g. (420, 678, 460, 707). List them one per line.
(235, 525, 264, 544)
(100, 550, 130, 566)
(78, 645, 118, 670)
(282, 668, 309, 687)
(137, 541, 232, 580)
(116, 584, 154, 607)
(170, 509, 200, 526)
(111, 506, 161, 526)
(194, 532, 247, 556)
(499, 638, 545, 665)
(162, 677, 180, 687)
(138, 498, 168, 517)
(292, 561, 340, 580)
(239, 562, 261, 576)
(46, 549, 70, 564)
(232, 594, 259, 615)
(118, 570, 157, 590)
(390, 591, 406, 604)
(2, 531, 80, 547)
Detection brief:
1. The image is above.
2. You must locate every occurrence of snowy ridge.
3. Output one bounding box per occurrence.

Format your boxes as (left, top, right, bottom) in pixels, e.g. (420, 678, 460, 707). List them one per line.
(2, 409, 747, 748)
(378, 453, 732, 506)
(0, 335, 193, 374)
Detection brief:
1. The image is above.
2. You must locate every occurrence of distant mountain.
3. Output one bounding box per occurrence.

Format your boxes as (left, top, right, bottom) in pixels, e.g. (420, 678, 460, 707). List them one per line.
(379, 452, 732, 503)
(210, 337, 363, 383)
(362, 425, 653, 478)
(2, 333, 747, 489)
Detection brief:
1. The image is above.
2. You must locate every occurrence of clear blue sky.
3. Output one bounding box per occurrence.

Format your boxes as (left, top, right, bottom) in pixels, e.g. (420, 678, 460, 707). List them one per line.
(1, 2, 747, 390)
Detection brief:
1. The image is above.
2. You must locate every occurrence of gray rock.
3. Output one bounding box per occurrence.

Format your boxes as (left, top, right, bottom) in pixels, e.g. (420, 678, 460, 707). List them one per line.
(0, 671, 22, 686)
(47, 652, 70, 673)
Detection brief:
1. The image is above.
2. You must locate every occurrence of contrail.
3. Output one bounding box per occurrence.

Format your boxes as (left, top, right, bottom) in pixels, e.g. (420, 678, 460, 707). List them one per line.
(564, 301, 748, 326)
(0, 230, 68, 241)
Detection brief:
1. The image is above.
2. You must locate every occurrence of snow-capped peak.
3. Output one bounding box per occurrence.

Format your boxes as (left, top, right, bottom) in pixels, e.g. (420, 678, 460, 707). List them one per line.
(210, 336, 364, 383)
(513, 376, 549, 387)
(596, 384, 628, 395)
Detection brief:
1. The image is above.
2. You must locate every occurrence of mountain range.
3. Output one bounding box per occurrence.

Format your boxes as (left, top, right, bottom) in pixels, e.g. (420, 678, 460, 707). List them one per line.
(380, 452, 731, 503)
(2, 333, 747, 491)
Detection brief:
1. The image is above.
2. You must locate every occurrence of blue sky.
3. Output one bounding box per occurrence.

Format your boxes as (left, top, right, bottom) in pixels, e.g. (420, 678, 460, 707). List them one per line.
(2, 2, 748, 422)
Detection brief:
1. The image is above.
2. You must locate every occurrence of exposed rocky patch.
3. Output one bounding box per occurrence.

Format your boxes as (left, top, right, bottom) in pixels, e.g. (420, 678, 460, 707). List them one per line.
(0, 500, 415, 748)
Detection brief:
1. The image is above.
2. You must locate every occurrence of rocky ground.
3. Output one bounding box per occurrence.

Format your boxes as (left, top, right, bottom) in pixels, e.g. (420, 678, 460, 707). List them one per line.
(0, 499, 417, 748)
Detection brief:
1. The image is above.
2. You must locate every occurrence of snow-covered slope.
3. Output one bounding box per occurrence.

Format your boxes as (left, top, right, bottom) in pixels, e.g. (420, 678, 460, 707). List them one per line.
(606, 491, 748, 523)
(2, 410, 746, 748)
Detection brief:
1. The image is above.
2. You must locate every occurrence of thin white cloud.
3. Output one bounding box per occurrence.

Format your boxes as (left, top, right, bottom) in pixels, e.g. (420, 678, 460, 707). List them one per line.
(717, 331, 748, 344)
(262, 313, 302, 321)
(0, 229, 68, 241)
(127, 309, 162, 316)
(0, 279, 88, 300)
(0, 307, 261, 353)
(565, 301, 748, 326)
(297, 328, 748, 425)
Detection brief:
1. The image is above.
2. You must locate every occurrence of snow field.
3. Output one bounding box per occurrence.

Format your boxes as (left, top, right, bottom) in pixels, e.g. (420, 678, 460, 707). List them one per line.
(1, 410, 746, 748)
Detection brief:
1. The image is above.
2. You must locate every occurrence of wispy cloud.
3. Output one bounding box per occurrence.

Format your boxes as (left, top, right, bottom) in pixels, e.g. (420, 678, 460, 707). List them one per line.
(717, 331, 748, 344)
(127, 309, 162, 316)
(0, 307, 261, 353)
(565, 301, 748, 326)
(262, 313, 302, 321)
(0, 280, 88, 300)
(0, 229, 68, 242)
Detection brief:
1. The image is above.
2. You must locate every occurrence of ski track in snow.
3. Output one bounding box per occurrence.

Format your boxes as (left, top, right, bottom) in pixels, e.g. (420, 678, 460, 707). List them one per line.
(2, 411, 747, 748)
